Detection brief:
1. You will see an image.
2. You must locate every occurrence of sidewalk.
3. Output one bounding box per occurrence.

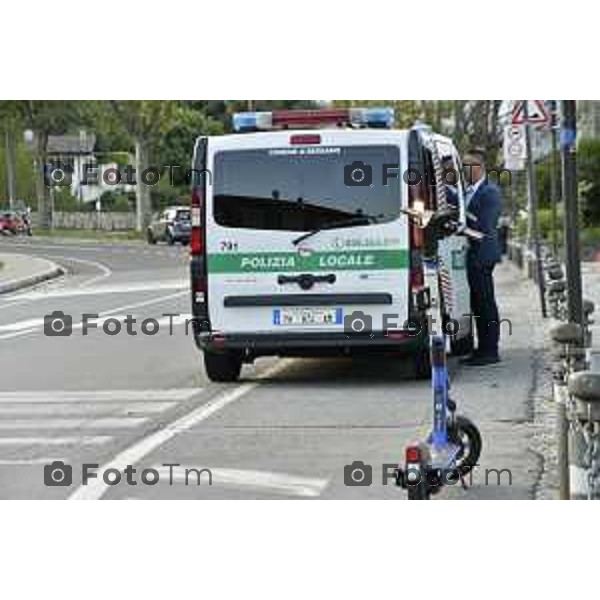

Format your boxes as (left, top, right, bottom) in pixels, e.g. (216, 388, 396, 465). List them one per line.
(445, 261, 546, 498)
(521, 261, 600, 499)
(0, 252, 64, 295)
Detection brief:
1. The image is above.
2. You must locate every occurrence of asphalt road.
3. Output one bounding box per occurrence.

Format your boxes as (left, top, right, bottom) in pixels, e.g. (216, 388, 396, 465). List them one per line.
(0, 237, 541, 499)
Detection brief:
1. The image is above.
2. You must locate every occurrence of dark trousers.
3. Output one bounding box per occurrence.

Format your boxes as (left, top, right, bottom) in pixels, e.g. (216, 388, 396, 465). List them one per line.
(467, 258, 500, 356)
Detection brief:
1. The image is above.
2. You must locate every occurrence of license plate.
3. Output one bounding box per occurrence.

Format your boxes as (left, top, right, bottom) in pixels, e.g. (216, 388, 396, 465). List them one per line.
(273, 307, 343, 326)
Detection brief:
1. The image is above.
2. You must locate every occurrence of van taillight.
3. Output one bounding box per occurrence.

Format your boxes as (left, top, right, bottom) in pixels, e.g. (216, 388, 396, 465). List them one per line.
(191, 186, 204, 256)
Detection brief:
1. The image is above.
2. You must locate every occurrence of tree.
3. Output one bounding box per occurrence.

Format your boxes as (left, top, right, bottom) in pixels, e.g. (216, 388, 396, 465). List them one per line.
(452, 100, 502, 163)
(157, 104, 224, 173)
(0, 101, 21, 209)
(10, 101, 87, 228)
(106, 101, 179, 231)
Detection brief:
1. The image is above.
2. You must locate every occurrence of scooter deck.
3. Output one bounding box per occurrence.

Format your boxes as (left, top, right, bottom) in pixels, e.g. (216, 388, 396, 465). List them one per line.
(428, 443, 462, 470)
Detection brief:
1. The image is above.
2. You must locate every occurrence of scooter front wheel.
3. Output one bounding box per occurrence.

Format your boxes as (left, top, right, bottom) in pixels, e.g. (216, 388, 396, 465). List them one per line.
(449, 415, 482, 475)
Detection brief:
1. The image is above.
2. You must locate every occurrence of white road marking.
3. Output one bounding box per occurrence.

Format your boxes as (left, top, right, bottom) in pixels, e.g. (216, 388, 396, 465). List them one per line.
(0, 436, 111, 446)
(0, 315, 129, 335)
(69, 361, 291, 500)
(68, 256, 113, 288)
(153, 465, 328, 498)
(0, 389, 199, 403)
(0, 458, 64, 466)
(0, 290, 187, 341)
(0, 401, 175, 416)
(6, 280, 187, 300)
(0, 312, 193, 338)
(13, 253, 113, 290)
(0, 417, 149, 430)
(0, 318, 44, 332)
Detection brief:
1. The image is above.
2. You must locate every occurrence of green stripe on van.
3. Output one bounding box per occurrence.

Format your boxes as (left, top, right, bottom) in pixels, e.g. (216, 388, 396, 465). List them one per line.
(207, 249, 409, 273)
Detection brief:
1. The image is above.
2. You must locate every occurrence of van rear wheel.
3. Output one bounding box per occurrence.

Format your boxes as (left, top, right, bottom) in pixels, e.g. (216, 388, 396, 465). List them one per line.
(203, 351, 242, 382)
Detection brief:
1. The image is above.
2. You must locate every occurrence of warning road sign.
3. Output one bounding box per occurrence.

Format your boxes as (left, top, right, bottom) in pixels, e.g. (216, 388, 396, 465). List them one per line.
(512, 100, 550, 126)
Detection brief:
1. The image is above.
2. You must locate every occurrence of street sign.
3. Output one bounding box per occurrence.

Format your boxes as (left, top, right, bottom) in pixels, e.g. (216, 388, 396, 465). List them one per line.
(503, 124, 526, 170)
(512, 100, 550, 126)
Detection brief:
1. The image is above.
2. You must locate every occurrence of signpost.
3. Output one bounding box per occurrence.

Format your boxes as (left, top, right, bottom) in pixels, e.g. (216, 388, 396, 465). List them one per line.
(519, 100, 547, 317)
(561, 100, 582, 326)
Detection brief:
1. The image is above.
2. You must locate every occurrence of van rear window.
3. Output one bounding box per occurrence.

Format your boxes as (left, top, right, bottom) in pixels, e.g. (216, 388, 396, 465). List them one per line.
(212, 146, 401, 231)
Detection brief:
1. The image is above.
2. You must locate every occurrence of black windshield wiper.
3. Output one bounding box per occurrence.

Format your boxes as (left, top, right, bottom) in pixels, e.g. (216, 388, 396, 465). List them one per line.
(292, 214, 380, 246)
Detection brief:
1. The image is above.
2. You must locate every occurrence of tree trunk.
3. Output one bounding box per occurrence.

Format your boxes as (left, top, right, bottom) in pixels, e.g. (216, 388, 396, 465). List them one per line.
(135, 139, 151, 232)
(4, 129, 17, 208)
(35, 131, 52, 229)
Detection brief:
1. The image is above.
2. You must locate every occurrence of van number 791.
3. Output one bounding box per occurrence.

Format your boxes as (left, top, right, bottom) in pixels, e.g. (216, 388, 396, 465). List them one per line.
(219, 240, 239, 252)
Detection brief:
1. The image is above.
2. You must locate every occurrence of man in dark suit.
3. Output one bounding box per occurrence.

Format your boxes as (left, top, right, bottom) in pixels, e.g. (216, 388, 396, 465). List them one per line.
(461, 150, 503, 366)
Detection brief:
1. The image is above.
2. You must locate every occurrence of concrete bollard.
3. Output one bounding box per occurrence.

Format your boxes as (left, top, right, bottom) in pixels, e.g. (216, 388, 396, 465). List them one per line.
(567, 371, 600, 500)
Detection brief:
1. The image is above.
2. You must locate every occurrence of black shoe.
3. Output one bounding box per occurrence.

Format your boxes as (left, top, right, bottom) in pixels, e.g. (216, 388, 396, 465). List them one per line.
(462, 354, 501, 366)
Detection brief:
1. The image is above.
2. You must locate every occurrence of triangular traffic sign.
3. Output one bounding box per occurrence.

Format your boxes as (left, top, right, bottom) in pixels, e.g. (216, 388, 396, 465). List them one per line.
(512, 100, 550, 125)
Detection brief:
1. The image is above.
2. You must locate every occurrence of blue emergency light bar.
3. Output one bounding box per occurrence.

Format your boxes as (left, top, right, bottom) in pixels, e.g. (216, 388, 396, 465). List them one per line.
(232, 107, 395, 132)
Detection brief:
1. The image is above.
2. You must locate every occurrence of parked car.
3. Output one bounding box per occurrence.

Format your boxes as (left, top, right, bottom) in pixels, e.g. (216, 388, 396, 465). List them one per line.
(147, 206, 191, 245)
(0, 210, 30, 236)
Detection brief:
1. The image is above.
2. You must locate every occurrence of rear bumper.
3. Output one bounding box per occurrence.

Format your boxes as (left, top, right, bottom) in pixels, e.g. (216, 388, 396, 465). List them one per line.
(195, 329, 427, 358)
(172, 230, 191, 241)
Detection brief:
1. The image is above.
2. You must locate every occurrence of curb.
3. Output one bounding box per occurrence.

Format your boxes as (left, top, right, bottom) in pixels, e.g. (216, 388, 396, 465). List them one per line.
(0, 257, 64, 296)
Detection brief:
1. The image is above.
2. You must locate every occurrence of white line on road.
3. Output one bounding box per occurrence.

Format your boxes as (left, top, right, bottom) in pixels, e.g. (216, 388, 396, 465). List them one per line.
(5, 280, 187, 300)
(66, 255, 113, 288)
(0, 436, 111, 446)
(0, 318, 43, 332)
(0, 417, 149, 430)
(0, 458, 65, 466)
(0, 315, 128, 335)
(153, 465, 328, 498)
(0, 389, 199, 403)
(0, 314, 193, 336)
(0, 290, 187, 341)
(0, 401, 176, 416)
(69, 361, 291, 500)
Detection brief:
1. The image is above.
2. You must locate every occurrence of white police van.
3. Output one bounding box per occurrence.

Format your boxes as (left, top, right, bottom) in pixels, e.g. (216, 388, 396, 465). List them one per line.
(190, 107, 472, 382)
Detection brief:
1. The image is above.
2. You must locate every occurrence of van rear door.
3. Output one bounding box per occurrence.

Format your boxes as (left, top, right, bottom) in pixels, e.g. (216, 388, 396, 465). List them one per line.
(205, 131, 410, 339)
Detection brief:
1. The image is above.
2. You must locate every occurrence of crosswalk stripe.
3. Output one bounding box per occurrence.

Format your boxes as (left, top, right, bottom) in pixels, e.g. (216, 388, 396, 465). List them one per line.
(0, 389, 200, 403)
(0, 401, 175, 416)
(0, 417, 149, 430)
(0, 436, 111, 446)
